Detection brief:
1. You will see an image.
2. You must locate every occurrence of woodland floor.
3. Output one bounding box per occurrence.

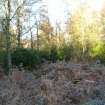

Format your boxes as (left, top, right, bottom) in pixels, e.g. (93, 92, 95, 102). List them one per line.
(0, 62, 105, 105)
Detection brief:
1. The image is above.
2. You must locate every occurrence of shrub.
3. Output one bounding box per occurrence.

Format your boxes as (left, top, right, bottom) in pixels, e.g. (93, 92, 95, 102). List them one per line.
(49, 47, 64, 62)
(0, 50, 6, 65)
(0, 50, 9, 74)
(12, 48, 41, 68)
(39, 50, 50, 62)
(56, 48, 64, 61)
(62, 45, 73, 61)
(88, 41, 105, 63)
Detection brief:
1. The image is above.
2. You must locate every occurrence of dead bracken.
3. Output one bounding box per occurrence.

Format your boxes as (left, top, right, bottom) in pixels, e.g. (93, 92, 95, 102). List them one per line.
(0, 62, 105, 105)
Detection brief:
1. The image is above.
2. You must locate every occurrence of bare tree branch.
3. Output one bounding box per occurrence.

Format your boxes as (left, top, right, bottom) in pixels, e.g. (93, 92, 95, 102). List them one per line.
(22, 22, 37, 35)
(10, 0, 42, 21)
(10, 0, 26, 20)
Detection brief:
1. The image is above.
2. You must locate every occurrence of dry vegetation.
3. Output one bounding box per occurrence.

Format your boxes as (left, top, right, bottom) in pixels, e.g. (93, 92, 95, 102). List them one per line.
(0, 62, 105, 105)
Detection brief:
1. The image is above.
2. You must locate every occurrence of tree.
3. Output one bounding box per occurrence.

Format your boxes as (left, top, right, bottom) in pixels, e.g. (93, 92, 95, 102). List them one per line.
(39, 18, 53, 49)
(0, 0, 42, 73)
(1, 0, 12, 73)
(16, 0, 22, 48)
(66, 5, 102, 60)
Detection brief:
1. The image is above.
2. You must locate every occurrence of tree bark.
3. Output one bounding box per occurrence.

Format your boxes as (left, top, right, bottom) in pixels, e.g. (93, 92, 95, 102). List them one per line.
(6, 0, 12, 74)
(16, 0, 21, 48)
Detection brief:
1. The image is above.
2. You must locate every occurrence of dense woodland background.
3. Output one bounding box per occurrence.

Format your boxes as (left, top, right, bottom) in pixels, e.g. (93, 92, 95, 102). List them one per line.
(1, 0, 105, 105)
(0, 0, 105, 74)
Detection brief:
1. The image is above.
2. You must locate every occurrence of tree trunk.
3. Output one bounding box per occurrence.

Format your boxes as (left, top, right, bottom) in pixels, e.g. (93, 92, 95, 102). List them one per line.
(36, 21, 39, 50)
(30, 29, 34, 49)
(17, 17, 21, 47)
(6, 0, 12, 74)
(16, 0, 21, 48)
